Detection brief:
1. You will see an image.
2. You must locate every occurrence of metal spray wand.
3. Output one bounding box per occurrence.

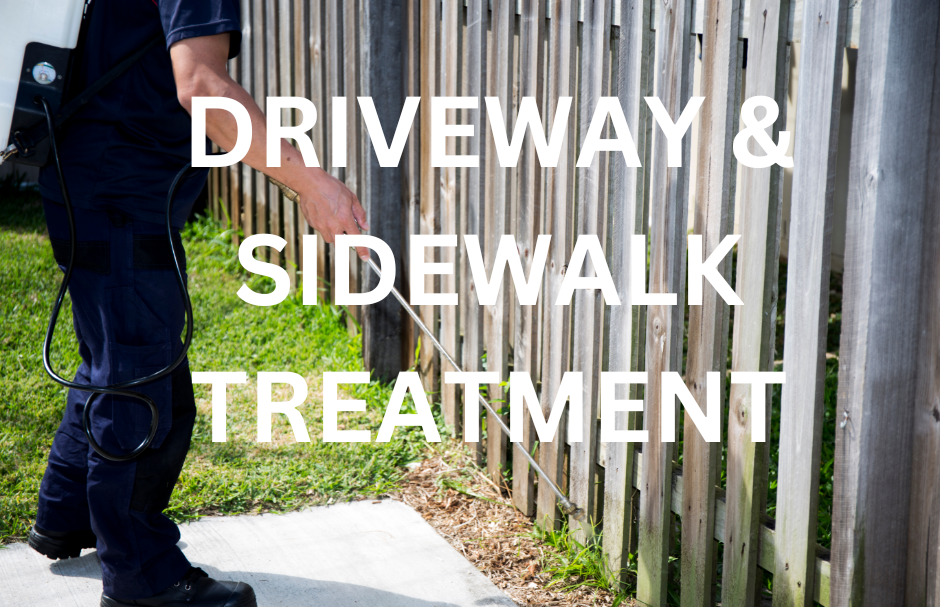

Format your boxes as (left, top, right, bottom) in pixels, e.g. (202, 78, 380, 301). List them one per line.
(269, 177, 584, 520)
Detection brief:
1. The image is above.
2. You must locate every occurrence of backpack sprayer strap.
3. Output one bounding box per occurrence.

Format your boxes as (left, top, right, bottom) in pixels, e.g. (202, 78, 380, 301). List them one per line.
(1, 34, 163, 163)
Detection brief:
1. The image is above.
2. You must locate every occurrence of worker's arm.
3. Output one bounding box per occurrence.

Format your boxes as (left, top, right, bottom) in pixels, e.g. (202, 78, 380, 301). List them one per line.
(169, 32, 370, 259)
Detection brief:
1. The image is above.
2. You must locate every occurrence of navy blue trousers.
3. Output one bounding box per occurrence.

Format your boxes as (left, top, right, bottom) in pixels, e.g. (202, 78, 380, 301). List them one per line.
(36, 200, 196, 599)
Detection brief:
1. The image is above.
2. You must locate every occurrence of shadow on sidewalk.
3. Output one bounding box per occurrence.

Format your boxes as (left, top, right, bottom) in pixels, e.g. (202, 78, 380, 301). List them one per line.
(47, 551, 506, 607)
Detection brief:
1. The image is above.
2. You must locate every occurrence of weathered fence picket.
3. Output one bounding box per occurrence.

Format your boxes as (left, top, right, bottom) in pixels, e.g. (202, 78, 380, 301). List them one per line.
(536, 0, 576, 531)
(401, 0, 420, 367)
(511, 0, 544, 517)
(307, 0, 327, 295)
(243, 0, 259, 239)
(906, 61, 940, 607)
(635, 0, 694, 601)
(830, 0, 940, 605)
(325, 0, 342, 304)
(455, 1, 470, 444)
(206, 1, 940, 603)
(482, 0, 513, 484)
(254, 0, 270, 244)
(773, 0, 847, 605)
(291, 0, 307, 292)
(341, 0, 360, 324)
(418, 0, 440, 397)
(278, 0, 295, 283)
(680, 0, 742, 604)
(440, 0, 460, 434)
(722, 0, 790, 604)
(461, 0, 486, 466)
(601, 0, 650, 584)
(569, 0, 611, 544)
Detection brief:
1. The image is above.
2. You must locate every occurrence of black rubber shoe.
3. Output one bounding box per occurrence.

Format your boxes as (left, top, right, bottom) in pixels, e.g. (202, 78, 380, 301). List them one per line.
(28, 525, 97, 560)
(100, 567, 257, 607)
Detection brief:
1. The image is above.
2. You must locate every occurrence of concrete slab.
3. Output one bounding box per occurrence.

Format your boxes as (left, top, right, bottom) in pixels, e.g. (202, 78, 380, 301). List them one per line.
(0, 500, 517, 607)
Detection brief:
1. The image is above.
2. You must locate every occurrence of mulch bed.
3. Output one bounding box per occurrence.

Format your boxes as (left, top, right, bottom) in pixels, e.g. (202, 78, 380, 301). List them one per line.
(387, 452, 629, 607)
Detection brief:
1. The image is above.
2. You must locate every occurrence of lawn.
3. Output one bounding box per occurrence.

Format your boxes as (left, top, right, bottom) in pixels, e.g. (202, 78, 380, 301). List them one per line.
(0, 174, 432, 543)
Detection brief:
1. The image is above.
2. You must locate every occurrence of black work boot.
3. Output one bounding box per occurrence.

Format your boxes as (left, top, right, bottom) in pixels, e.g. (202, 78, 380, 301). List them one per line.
(100, 567, 257, 607)
(28, 525, 97, 560)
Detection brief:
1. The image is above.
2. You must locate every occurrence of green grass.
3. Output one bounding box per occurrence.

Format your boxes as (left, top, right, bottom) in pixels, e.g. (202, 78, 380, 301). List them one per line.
(0, 179, 435, 543)
(533, 520, 635, 606)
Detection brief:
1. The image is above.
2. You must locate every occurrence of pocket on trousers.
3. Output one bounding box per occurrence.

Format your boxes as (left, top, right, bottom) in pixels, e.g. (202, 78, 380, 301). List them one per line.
(110, 350, 172, 451)
(106, 286, 174, 451)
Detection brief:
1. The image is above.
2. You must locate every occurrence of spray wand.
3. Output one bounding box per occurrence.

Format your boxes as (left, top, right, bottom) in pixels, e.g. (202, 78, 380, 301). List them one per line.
(269, 177, 584, 520)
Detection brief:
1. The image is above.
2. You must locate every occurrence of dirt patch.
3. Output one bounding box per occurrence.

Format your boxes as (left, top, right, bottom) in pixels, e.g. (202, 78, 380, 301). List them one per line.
(389, 453, 630, 607)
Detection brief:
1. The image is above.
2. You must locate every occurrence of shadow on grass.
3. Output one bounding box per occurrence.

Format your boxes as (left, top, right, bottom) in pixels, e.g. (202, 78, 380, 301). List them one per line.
(0, 171, 46, 234)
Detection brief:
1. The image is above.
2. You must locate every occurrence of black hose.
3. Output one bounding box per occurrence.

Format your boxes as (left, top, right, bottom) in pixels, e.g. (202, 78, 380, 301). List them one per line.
(39, 96, 199, 462)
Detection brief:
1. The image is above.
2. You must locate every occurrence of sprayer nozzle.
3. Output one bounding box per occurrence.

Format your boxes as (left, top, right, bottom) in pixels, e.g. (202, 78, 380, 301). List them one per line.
(268, 177, 301, 205)
(558, 498, 586, 520)
(1, 143, 16, 164)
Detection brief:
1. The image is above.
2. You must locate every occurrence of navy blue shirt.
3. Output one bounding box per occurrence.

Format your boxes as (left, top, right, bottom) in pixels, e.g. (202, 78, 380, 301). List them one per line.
(40, 0, 241, 227)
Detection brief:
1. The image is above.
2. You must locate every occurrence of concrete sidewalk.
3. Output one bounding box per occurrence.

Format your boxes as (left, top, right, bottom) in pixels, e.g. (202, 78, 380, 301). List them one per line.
(0, 500, 517, 607)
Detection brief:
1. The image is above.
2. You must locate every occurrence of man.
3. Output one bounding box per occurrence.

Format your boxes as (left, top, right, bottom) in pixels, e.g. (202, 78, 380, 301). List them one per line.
(29, 1, 368, 606)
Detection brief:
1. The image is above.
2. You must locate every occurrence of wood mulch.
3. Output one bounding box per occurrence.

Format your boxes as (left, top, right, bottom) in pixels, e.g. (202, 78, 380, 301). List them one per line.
(386, 451, 631, 607)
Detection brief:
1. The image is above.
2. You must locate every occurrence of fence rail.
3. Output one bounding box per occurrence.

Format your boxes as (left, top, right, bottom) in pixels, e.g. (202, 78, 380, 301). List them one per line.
(207, 0, 940, 605)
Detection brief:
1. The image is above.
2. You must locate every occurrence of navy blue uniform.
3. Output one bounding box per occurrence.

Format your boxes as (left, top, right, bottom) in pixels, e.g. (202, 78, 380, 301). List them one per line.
(36, 0, 239, 599)
(40, 0, 241, 228)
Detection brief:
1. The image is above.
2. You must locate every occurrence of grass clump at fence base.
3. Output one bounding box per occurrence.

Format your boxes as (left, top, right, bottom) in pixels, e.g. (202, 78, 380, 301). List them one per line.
(532, 521, 636, 606)
(0, 181, 432, 542)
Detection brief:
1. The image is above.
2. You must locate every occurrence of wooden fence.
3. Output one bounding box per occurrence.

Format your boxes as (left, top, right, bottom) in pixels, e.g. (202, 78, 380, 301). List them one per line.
(207, 0, 940, 605)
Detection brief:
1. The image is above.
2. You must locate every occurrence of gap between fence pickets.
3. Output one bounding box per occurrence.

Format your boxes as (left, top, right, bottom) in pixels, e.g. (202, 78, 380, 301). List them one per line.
(584, 437, 832, 605)
(473, 0, 861, 47)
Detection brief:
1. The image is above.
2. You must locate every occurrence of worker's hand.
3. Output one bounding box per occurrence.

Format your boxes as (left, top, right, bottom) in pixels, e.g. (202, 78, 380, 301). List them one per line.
(297, 169, 371, 259)
(169, 34, 371, 260)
